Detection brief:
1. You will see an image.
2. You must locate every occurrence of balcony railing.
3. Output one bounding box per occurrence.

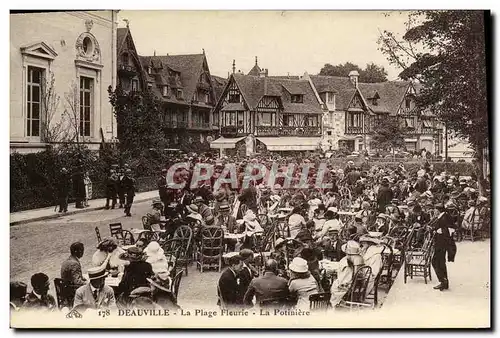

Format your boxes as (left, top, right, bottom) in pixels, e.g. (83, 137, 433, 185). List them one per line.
(345, 126, 363, 134)
(164, 121, 188, 129)
(255, 126, 321, 137)
(118, 64, 138, 77)
(221, 125, 245, 137)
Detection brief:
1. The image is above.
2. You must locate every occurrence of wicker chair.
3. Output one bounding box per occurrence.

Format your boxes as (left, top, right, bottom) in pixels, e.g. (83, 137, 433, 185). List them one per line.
(171, 270, 184, 301)
(173, 226, 193, 275)
(109, 223, 123, 237)
(196, 226, 224, 272)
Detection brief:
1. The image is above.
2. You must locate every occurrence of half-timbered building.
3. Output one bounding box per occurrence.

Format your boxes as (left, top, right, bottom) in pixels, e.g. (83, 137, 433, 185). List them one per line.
(211, 61, 323, 156)
(308, 72, 444, 155)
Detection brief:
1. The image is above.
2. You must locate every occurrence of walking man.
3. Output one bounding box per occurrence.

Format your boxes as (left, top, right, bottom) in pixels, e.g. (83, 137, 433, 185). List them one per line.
(431, 203, 455, 291)
(105, 169, 118, 209)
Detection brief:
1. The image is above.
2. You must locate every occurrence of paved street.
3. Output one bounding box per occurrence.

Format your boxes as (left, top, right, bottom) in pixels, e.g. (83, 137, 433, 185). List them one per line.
(10, 200, 220, 308)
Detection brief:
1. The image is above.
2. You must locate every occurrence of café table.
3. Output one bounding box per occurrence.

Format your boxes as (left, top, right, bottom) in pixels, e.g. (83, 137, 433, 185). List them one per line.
(83, 273, 123, 289)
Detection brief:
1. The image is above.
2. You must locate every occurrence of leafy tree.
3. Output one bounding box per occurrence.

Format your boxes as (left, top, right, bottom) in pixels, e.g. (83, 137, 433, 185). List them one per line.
(108, 86, 167, 157)
(370, 117, 406, 154)
(378, 10, 489, 194)
(360, 63, 389, 83)
(318, 62, 388, 82)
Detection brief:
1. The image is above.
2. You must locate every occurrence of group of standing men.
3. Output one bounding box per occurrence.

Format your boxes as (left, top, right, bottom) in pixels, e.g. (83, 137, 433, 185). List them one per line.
(105, 164, 136, 217)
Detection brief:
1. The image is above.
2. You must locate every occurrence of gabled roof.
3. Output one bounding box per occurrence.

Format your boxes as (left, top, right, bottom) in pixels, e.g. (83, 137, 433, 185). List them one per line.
(138, 54, 208, 105)
(211, 75, 228, 102)
(225, 74, 322, 114)
(272, 78, 323, 115)
(310, 75, 411, 116)
(20, 41, 58, 60)
(248, 63, 261, 76)
(310, 75, 356, 110)
(358, 81, 410, 116)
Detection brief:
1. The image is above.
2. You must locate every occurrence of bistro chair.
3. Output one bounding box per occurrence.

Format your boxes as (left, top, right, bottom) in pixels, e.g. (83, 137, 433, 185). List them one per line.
(257, 214, 270, 230)
(54, 278, 73, 309)
(120, 229, 136, 246)
(339, 199, 352, 212)
(309, 292, 332, 311)
(462, 209, 483, 242)
(338, 265, 372, 310)
(136, 230, 160, 246)
(196, 226, 224, 272)
(403, 232, 435, 284)
(379, 243, 394, 289)
(95, 227, 102, 244)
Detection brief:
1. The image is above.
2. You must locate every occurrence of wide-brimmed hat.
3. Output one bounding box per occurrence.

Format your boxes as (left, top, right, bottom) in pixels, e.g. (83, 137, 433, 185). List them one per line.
(342, 240, 361, 255)
(327, 206, 338, 214)
(144, 241, 164, 259)
(129, 286, 152, 299)
(478, 196, 488, 203)
(295, 230, 313, 243)
(186, 204, 199, 213)
(87, 265, 108, 280)
(147, 272, 172, 293)
(119, 246, 145, 262)
(377, 213, 388, 219)
(289, 257, 308, 273)
(97, 237, 118, 250)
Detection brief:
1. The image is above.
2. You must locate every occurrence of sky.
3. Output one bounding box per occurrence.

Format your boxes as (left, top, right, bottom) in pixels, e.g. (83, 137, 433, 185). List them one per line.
(117, 10, 411, 80)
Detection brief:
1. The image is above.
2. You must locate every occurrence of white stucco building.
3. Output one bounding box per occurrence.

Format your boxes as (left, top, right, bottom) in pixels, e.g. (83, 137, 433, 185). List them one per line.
(10, 11, 119, 153)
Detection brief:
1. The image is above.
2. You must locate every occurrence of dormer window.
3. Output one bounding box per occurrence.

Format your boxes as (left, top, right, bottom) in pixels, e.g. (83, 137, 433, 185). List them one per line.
(176, 89, 183, 99)
(228, 92, 240, 103)
(162, 86, 169, 97)
(147, 83, 153, 91)
(291, 94, 303, 103)
(372, 98, 378, 106)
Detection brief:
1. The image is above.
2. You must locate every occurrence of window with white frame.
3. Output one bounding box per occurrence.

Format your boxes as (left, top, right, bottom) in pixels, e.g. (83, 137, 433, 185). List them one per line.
(26, 66, 44, 137)
(176, 89, 183, 99)
(131, 79, 139, 92)
(79, 76, 93, 137)
(259, 112, 273, 126)
(162, 85, 169, 97)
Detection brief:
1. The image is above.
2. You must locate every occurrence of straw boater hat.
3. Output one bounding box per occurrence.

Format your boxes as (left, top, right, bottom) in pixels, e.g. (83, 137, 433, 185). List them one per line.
(193, 196, 204, 203)
(341, 240, 361, 255)
(219, 202, 230, 211)
(87, 265, 108, 280)
(289, 257, 309, 274)
(377, 213, 389, 219)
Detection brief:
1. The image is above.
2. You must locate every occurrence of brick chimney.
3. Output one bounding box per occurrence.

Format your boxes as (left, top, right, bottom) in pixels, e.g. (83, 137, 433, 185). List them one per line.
(349, 70, 359, 88)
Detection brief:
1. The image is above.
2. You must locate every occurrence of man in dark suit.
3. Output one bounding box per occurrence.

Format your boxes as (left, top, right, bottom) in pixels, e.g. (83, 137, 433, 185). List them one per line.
(57, 168, 71, 213)
(377, 178, 393, 213)
(244, 259, 289, 306)
(431, 204, 455, 291)
(23, 273, 56, 311)
(158, 168, 169, 216)
(122, 169, 136, 217)
(217, 255, 244, 308)
(60, 242, 87, 306)
(239, 181, 258, 215)
(239, 249, 258, 305)
(105, 169, 118, 209)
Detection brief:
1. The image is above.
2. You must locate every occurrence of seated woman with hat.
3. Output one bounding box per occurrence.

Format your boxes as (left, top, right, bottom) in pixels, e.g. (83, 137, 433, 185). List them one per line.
(330, 241, 365, 306)
(117, 247, 154, 303)
(92, 237, 128, 275)
(359, 236, 384, 296)
(144, 241, 174, 275)
(315, 207, 344, 242)
(288, 257, 320, 309)
(145, 199, 164, 230)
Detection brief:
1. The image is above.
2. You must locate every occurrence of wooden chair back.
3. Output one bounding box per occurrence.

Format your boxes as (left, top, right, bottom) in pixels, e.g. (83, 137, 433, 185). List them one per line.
(109, 223, 123, 237)
(309, 292, 332, 311)
(339, 199, 352, 212)
(347, 265, 372, 304)
(53, 278, 72, 309)
(120, 230, 136, 246)
(95, 227, 102, 243)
